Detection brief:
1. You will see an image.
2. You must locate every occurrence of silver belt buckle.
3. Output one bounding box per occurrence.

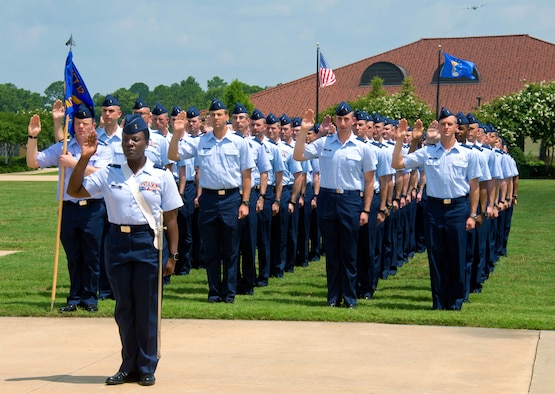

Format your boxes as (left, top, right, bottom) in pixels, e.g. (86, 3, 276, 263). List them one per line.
(218, 190, 226, 196)
(443, 199, 452, 205)
(78, 200, 88, 206)
(120, 225, 131, 233)
(336, 187, 344, 194)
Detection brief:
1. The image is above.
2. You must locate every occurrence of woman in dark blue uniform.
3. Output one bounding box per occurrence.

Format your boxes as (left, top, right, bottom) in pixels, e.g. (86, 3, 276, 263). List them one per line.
(68, 114, 182, 386)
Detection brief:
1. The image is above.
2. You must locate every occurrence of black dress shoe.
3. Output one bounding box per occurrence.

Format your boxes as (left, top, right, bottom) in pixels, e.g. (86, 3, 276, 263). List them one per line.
(58, 304, 77, 313)
(81, 304, 98, 312)
(105, 371, 138, 385)
(138, 373, 156, 386)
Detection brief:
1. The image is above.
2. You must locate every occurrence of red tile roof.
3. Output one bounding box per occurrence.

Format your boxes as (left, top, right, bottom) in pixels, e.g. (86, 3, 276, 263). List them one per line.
(251, 35, 555, 118)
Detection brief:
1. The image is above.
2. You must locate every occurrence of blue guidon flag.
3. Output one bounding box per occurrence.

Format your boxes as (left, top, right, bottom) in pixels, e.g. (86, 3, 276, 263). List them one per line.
(440, 52, 476, 80)
(64, 50, 94, 137)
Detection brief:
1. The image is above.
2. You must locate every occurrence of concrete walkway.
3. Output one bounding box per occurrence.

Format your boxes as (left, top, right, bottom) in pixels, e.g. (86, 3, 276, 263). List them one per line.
(0, 169, 58, 182)
(1, 317, 553, 393)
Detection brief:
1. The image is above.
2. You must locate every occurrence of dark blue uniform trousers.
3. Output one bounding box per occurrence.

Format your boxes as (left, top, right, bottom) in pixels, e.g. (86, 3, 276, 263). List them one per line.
(61, 199, 106, 306)
(296, 183, 314, 266)
(237, 188, 259, 291)
(199, 189, 241, 302)
(270, 185, 292, 277)
(175, 182, 196, 274)
(105, 224, 161, 375)
(424, 196, 469, 310)
(256, 187, 275, 285)
(319, 189, 362, 306)
(357, 192, 380, 298)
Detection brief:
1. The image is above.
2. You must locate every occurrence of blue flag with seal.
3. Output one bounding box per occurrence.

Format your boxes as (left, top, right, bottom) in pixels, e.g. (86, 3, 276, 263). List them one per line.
(440, 52, 475, 80)
(64, 50, 94, 137)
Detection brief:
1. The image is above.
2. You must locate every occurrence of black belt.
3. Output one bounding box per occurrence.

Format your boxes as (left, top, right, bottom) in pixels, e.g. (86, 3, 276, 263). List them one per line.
(110, 223, 151, 233)
(427, 195, 469, 205)
(186, 180, 195, 185)
(321, 187, 363, 197)
(203, 187, 239, 196)
(63, 199, 103, 207)
(283, 184, 293, 190)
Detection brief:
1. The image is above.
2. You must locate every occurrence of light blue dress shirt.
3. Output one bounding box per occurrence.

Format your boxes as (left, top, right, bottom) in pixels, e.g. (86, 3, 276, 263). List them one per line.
(82, 159, 183, 225)
(178, 130, 255, 189)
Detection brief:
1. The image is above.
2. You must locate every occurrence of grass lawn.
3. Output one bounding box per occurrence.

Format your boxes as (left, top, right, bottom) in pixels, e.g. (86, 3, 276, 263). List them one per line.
(0, 179, 554, 329)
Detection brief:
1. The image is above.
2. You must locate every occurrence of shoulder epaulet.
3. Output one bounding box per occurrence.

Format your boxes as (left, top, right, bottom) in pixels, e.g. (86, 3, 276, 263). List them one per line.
(268, 139, 278, 145)
(153, 163, 165, 170)
(370, 141, 381, 148)
(252, 137, 263, 145)
(386, 140, 395, 145)
(234, 131, 244, 139)
(472, 144, 483, 152)
(356, 136, 366, 143)
(108, 163, 121, 168)
(460, 143, 472, 149)
(481, 145, 492, 150)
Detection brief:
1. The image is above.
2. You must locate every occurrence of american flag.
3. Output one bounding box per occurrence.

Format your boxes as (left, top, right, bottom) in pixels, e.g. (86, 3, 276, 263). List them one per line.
(319, 52, 336, 88)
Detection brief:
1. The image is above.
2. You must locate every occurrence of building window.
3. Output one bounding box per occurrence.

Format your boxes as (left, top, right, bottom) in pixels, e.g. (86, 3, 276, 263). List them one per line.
(432, 64, 480, 84)
(359, 62, 407, 86)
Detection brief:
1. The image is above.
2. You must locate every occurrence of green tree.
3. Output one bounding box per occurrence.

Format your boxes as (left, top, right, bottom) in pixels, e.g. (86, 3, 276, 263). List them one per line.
(0, 83, 45, 112)
(477, 81, 555, 164)
(129, 82, 150, 101)
(369, 77, 387, 98)
(205, 76, 228, 108)
(178, 77, 205, 109)
(0, 110, 54, 165)
(43, 81, 64, 109)
(223, 79, 254, 113)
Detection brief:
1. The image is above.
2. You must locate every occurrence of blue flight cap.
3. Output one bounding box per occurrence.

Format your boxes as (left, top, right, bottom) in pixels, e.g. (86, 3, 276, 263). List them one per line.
(373, 113, 384, 123)
(250, 108, 265, 121)
(280, 114, 291, 126)
(74, 104, 94, 119)
(391, 119, 399, 127)
(133, 97, 148, 110)
(123, 114, 148, 135)
(209, 98, 227, 111)
(466, 113, 479, 124)
(354, 109, 365, 121)
(309, 123, 321, 132)
(456, 112, 469, 125)
(152, 103, 167, 115)
(186, 106, 200, 118)
(102, 94, 119, 107)
(232, 102, 248, 115)
(291, 117, 302, 128)
(438, 107, 455, 120)
(266, 113, 280, 125)
(171, 105, 183, 117)
(335, 101, 353, 116)
(383, 117, 393, 126)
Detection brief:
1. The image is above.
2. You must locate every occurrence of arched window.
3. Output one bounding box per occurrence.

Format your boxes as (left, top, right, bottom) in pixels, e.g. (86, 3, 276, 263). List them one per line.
(359, 62, 407, 86)
(431, 64, 480, 84)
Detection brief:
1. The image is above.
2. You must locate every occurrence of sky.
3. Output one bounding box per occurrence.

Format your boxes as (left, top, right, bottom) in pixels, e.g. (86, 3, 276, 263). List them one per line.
(2, 0, 554, 97)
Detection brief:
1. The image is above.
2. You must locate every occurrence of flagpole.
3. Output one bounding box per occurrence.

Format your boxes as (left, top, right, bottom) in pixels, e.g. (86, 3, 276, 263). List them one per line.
(435, 45, 441, 120)
(51, 119, 69, 311)
(51, 35, 75, 311)
(316, 43, 320, 122)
